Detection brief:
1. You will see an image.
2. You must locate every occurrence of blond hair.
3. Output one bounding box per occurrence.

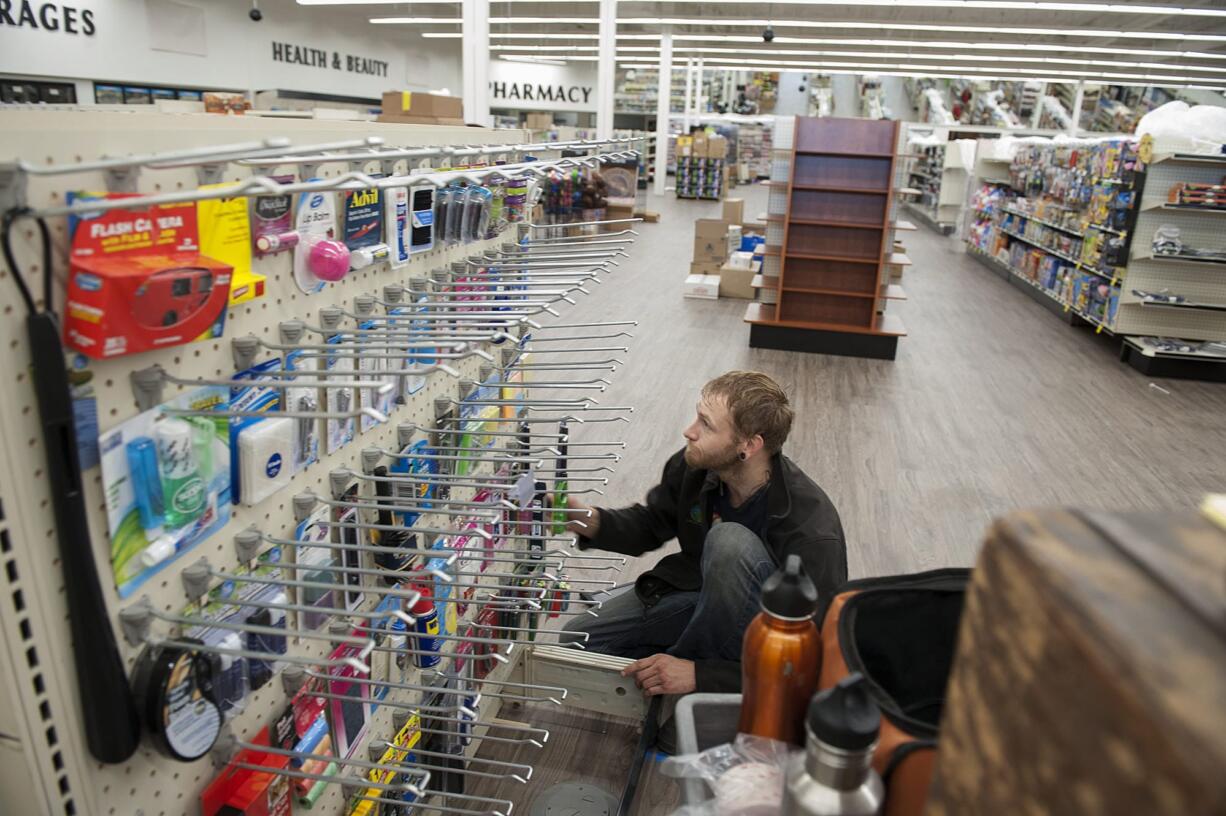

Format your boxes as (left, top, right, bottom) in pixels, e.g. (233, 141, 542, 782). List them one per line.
(702, 371, 793, 454)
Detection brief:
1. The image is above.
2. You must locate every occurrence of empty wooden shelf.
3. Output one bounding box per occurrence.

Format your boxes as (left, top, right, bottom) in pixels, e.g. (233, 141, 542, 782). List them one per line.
(746, 116, 907, 360)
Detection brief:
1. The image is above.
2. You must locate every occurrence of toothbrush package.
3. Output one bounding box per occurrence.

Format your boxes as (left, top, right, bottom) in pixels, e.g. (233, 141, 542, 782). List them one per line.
(99, 385, 232, 598)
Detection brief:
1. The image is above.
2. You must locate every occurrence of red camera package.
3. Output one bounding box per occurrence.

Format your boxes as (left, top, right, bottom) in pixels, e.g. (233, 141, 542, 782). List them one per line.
(65, 194, 232, 358)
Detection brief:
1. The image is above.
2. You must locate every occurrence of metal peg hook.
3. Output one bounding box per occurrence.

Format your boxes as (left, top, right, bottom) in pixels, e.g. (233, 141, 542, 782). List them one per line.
(133, 592, 376, 643)
(134, 362, 396, 396)
(257, 527, 564, 574)
(196, 559, 425, 610)
(223, 739, 429, 795)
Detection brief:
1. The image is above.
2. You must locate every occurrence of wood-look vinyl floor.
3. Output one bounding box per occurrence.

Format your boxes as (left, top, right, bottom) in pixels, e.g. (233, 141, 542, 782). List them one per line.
(470, 184, 1226, 814)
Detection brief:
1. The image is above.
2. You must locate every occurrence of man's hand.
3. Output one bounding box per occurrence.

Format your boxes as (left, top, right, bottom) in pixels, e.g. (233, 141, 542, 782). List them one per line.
(564, 495, 599, 539)
(622, 654, 696, 697)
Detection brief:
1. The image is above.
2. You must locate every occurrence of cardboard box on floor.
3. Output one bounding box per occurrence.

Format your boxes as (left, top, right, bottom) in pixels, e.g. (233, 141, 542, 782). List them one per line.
(694, 218, 730, 239)
(604, 204, 635, 232)
(719, 263, 756, 300)
(693, 218, 731, 262)
(690, 261, 721, 276)
(683, 274, 720, 299)
(722, 198, 745, 226)
(693, 236, 726, 262)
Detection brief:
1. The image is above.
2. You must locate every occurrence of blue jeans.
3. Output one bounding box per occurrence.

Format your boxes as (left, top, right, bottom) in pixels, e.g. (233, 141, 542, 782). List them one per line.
(560, 523, 777, 662)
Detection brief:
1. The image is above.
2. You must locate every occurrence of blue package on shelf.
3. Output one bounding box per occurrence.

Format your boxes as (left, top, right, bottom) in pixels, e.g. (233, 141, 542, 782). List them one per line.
(740, 235, 765, 252)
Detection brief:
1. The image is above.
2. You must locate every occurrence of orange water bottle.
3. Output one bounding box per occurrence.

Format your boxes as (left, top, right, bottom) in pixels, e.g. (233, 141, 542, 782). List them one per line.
(738, 554, 822, 745)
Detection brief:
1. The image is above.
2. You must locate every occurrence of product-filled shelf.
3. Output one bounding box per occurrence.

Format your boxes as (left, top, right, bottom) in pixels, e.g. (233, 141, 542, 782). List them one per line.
(1001, 208, 1085, 238)
(1000, 229, 1082, 267)
(1132, 253, 1226, 267)
(1141, 202, 1226, 215)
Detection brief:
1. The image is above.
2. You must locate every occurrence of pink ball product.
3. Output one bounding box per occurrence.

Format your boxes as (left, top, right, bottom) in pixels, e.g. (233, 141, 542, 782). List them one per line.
(308, 238, 351, 282)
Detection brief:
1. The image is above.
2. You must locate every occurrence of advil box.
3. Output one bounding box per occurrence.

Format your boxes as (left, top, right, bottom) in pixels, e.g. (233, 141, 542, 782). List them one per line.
(66, 197, 232, 358)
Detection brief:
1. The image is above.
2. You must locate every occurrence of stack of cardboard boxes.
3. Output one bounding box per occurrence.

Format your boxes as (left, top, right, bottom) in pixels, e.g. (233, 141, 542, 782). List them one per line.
(377, 91, 465, 126)
(683, 198, 765, 300)
(675, 132, 731, 200)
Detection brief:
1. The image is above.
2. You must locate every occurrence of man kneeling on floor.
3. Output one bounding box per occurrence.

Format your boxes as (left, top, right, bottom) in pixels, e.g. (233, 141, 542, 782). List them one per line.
(560, 370, 846, 735)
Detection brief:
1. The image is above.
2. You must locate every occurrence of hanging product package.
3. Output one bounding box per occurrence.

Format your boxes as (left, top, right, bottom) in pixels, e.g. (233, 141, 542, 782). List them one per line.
(384, 185, 411, 269)
(504, 173, 529, 224)
(99, 385, 232, 597)
(64, 194, 233, 358)
(343, 182, 389, 270)
(251, 174, 297, 258)
(409, 185, 436, 253)
(198, 184, 263, 305)
(462, 185, 493, 244)
(293, 184, 349, 293)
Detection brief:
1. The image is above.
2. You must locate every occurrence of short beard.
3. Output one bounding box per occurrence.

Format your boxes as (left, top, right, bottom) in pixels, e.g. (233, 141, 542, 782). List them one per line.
(685, 443, 742, 472)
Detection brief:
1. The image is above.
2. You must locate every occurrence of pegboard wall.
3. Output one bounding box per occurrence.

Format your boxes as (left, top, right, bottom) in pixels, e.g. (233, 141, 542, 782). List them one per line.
(0, 110, 636, 816)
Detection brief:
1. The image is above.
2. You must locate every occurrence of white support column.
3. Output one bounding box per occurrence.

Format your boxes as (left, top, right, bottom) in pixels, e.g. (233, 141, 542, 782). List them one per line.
(596, 0, 617, 139)
(1029, 82, 1047, 129)
(682, 57, 694, 132)
(1069, 80, 1085, 136)
(695, 57, 705, 120)
(462, 0, 490, 126)
(653, 30, 673, 197)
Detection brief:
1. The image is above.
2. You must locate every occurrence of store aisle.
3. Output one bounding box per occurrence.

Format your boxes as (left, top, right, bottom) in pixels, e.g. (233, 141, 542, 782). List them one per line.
(543, 185, 1226, 580)
(479, 185, 1226, 816)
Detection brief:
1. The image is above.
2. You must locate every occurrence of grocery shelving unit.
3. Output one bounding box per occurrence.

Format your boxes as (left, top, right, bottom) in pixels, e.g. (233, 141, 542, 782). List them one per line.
(906, 139, 971, 235)
(1114, 150, 1226, 378)
(962, 134, 1226, 380)
(745, 116, 907, 360)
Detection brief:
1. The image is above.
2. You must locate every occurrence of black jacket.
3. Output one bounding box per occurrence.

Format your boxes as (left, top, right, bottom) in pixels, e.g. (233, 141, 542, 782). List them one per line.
(579, 447, 847, 692)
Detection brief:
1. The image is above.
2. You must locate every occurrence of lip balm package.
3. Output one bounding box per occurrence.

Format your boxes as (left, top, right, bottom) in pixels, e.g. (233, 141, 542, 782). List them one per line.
(250, 175, 295, 257)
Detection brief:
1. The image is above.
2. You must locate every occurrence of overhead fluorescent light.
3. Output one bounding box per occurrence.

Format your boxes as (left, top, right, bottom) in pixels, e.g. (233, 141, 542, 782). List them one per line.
(493, 45, 601, 51)
(500, 55, 570, 66)
(662, 36, 1226, 62)
(616, 62, 1226, 91)
(599, 56, 1221, 84)
(379, 14, 1226, 44)
(615, 0, 1226, 17)
(495, 43, 1226, 76)
(661, 47, 1226, 75)
(370, 18, 463, 24)
(316, 0, 1226, 12)
(421, 32, 463, 38)
(615, 18, 1226, 43)
(492, 33, 601, 39)
(372, 16, 598, 24)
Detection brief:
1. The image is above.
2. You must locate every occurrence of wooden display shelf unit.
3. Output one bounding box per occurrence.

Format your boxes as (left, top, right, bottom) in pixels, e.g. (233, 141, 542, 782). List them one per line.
(746, 116, 907, 360)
